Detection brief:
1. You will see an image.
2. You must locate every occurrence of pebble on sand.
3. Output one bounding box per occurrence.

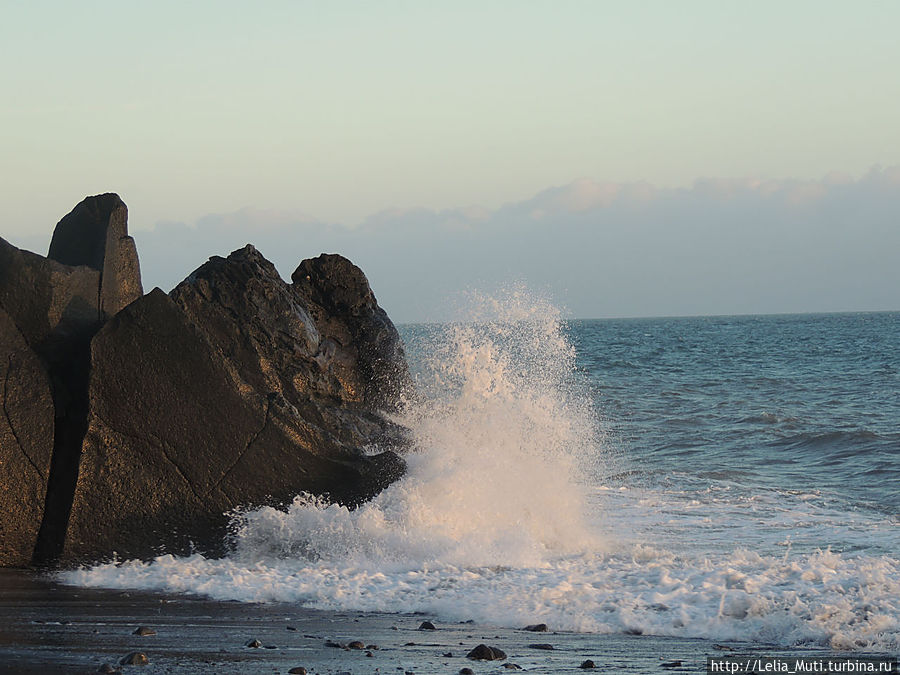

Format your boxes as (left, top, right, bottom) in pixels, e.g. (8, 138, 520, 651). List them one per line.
(466, 644, 507, 660)
(119, 652, 149, 666)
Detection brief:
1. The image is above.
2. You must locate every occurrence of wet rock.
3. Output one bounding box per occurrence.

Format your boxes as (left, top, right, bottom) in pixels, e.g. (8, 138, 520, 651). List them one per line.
(466, 644, 507, 660)
(347, 640, 365, 649)
(459, 669, 475, 675)
(503, 665, 523, 670)
(119, 652, 148, 666)
(528, 643, 554, 650)
(325, 640, 344, 648)
(132, 626, 156, 636)
(661, 661, 683, 668)
(97, 664, 122, 674)
(579, 660, 596, 669)
(366, 650, 374, 657)
(291, 253, 412, 410)
(443, 652, 453, 657)
(247, 639, 262, 648)
(64, 280, 405, 561)
(288, 668, 308, 675)
(286, 625, 297, 631)
(366, 644, 378, 650)
(523, 623, 549, 632)
(418, 620, 437, 630)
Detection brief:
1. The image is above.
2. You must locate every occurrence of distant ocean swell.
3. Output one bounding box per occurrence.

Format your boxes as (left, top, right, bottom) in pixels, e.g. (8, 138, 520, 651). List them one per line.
(62, 301, 900, 651)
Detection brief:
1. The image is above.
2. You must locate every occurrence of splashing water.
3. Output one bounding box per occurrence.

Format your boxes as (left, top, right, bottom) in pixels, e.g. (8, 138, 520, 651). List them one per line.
(230, 286, 605, 569)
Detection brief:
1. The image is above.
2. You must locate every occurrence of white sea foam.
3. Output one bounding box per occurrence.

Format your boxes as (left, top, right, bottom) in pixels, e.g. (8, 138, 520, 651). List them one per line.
(60, 289, 900, 651)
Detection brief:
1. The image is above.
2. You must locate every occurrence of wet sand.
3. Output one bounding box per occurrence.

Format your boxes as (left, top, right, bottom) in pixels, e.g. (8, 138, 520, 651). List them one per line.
(0, 569, 878, 674)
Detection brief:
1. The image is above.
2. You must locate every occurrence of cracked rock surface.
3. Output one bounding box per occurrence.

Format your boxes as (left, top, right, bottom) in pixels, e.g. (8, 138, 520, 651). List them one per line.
(0, 194, 409, 567)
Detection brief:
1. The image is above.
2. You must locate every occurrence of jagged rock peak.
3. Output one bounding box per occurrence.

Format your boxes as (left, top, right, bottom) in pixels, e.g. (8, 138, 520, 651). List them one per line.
(48, 193, 143, 317)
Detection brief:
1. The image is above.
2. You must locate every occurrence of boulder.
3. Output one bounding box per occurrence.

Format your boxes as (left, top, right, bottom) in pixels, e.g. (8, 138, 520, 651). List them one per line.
(64, 289, 404, 562)
(0, 307, 54, 567)
(48, 193, 143, 318)
(292, 254, 412, 410)
(0, 236, 102, 360)
(170, 245, 408, 449)
(1, 194, 408, 566)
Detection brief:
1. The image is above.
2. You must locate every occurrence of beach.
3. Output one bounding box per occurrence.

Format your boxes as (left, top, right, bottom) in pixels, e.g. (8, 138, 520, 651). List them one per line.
(3, 568, 879, 675)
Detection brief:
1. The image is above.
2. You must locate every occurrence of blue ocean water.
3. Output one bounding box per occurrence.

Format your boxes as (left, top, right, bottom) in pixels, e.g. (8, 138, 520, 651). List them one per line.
(64, 305, 900, 650)
(570, 312, 900, 555)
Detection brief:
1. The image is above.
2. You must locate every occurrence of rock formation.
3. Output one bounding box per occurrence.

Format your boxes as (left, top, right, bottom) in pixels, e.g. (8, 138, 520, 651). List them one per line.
(0, 307, 54, 566)
(0, 194, 409, 567)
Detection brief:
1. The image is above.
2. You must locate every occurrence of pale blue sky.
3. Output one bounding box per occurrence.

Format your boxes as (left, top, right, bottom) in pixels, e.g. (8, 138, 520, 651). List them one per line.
(2, 1, 899, 319)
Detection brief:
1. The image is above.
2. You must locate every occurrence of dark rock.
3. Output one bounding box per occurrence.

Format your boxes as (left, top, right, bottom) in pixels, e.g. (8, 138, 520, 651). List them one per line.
(286, 625, 297, 631)
(459, 669, 475, 675)
(347, 640, 365, 649)
(97, 664, 122, 674)
(119, 652, 149, 665)
(48, 193, 143, 318)
(132, 626, 156, 636)
(366, 650, 374, 657)
(247, 639, 262, 648)
(661, 661, 683, 668)
(503, 665, 523, 670)
(0, 307, 54, 567)
(325, 640, 344, 648)
(0, 237, 102, 566)
(523, 623, 548, 632)
(62, 286, 404, 562)
(528, 643, 554, 650)
(292, 253, 412, 410)
(1, 195, 143, 567)
(579, 660, 596, 669)
(466, 644, 507, 660)
(1, 196, 410, 567)
(418, 620, 437, 630)
(288, 668, 307, 675)
(366, 644, 378, 650)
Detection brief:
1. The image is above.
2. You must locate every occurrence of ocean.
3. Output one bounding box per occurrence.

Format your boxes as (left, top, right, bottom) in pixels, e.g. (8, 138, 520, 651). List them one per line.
(62, 295, 900, 652)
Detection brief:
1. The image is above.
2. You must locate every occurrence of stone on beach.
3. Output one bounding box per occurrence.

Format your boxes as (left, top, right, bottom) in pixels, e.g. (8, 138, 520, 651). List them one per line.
(119, 652, 149, 665)
(466, 643, 507, 660)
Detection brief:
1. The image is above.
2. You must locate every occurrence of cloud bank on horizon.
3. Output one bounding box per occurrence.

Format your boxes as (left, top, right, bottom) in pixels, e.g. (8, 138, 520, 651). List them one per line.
(69, 166, 894, 322)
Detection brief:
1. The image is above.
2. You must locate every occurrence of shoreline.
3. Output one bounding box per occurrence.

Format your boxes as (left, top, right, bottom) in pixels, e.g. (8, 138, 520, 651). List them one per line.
(1, 569, 888, 675)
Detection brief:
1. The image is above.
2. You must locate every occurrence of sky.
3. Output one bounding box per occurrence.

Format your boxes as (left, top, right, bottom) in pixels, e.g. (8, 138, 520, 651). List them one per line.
(2, 1, 899, 321)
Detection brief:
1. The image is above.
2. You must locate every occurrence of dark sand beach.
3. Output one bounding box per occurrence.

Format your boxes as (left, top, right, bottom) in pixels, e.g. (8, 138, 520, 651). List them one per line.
(1, 569, 882, 675)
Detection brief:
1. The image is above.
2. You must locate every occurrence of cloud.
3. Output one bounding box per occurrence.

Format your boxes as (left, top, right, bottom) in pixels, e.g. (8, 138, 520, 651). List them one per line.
(130, 167, 900, 322)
